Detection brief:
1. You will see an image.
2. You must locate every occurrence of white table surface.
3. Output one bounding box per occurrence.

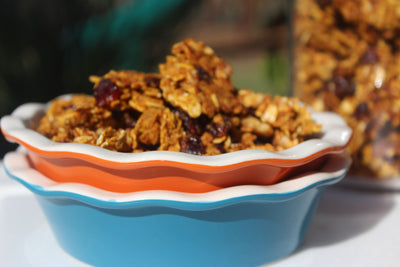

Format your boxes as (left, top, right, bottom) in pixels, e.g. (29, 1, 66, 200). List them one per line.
(1, 163, 399, 267)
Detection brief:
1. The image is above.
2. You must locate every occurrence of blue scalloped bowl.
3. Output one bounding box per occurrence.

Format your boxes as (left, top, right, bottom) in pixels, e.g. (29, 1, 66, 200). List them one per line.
(3, 149, 350, 267)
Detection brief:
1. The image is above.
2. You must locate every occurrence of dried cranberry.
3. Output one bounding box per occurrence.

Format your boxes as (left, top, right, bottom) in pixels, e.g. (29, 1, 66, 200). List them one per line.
(243, 107, 256, 116)
(145, 76, 161, 88)
(206, 116, 232, 137)
(215, 143, 226, 153)
(111, 110, 138, 128)
(122, 109, 140, 128)
(354, 102, 369, 119)
(94, 79, 120, 107)
(207, 123, 225, 137)
(359, 48, 379, 65)
(195, 65, 211, 83)
(181, 135, 204, 155)
(316, 0, 332, 9)
(174, 108, 209, 136)
(333, 76, 355, 99)
(195, 114, 211, 135)
(175, 108, 196, 135)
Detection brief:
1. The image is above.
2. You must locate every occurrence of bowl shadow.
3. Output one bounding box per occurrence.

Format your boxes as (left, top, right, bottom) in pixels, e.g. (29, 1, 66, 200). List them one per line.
(297, 184, 395, 251)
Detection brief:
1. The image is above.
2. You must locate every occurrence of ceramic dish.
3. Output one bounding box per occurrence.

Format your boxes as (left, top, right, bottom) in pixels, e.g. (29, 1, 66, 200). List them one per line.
(1, 97, 352, 193)
(3, 149, 350, 267)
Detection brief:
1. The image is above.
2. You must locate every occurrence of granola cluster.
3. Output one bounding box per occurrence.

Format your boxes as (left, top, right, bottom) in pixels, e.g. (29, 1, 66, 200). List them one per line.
(293, 0, 400, 178)
(37, 39, 321, 155)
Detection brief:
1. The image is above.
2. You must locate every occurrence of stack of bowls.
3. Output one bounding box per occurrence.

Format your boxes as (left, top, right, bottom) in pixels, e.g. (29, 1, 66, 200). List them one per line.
(1, 99, 352, 267)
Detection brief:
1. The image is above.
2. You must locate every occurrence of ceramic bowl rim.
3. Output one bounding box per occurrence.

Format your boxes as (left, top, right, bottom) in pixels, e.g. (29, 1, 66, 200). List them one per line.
(0, 96, 352, 167)
(3, 150, 350, 211)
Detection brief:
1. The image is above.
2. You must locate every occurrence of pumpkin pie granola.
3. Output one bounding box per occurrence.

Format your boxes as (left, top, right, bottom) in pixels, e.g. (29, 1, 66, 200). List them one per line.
(37, 39, 321, 155)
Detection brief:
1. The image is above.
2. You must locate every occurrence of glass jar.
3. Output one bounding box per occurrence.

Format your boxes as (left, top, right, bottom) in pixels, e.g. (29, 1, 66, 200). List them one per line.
(291, 0, 400, 179)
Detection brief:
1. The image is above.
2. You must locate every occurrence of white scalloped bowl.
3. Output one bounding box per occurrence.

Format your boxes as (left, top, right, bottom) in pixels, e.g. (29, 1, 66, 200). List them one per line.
(3, 149, 350, 267)
(1, 97, 352, 193)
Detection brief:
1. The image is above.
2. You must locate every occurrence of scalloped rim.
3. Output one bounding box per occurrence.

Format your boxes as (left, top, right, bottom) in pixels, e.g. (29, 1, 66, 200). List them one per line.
(3, 150, 350, 210)
(0, 97, 352, 167)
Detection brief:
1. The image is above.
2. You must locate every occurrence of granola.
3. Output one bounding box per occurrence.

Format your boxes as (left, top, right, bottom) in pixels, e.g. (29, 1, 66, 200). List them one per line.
(37, 39, 321, 155)
(293, 0, 400, 178)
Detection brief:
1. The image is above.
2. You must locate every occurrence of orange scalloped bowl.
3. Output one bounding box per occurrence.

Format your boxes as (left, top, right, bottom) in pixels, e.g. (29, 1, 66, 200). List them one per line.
(25, 149, 332, 193)
(1, 98, 352, 193)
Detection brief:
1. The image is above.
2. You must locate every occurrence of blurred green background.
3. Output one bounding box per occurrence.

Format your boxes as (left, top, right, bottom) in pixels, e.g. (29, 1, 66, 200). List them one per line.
(0, 0, 290, 156)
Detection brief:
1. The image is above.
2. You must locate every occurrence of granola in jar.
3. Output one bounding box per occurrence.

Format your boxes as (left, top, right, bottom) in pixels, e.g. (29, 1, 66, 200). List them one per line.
(292, 0, 400, 178)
